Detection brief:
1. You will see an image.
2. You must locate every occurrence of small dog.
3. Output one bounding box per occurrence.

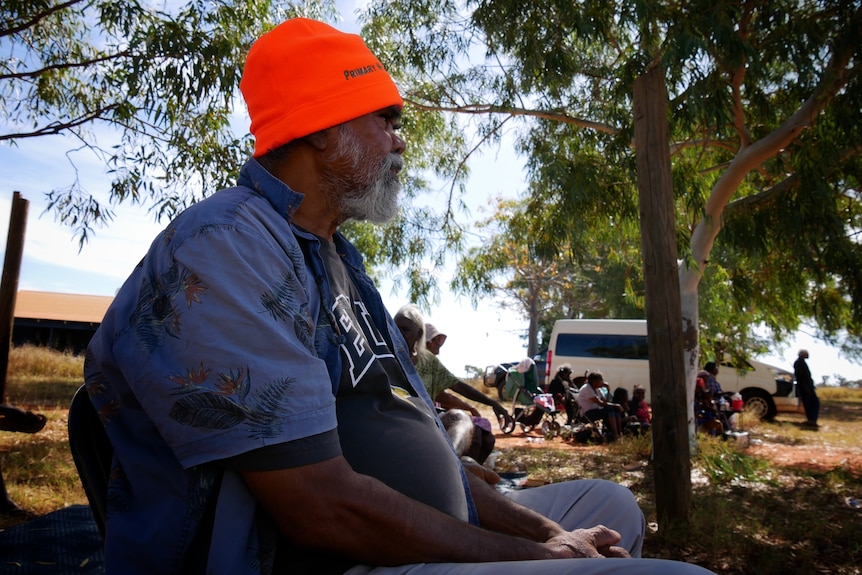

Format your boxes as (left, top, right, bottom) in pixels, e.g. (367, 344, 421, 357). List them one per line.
(439, 409, 474, 456)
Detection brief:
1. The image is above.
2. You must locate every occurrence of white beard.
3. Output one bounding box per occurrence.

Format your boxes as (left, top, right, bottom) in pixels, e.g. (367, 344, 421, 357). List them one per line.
(322, 125, 403, 223)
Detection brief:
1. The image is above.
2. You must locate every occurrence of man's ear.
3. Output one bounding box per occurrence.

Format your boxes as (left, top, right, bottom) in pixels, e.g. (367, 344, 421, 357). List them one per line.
(305, 128, 333, 151)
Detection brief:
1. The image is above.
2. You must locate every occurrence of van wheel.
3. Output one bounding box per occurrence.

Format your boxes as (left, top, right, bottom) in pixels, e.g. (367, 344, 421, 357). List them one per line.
(497, 382, 506, 401)
(742, 389, 776, 420)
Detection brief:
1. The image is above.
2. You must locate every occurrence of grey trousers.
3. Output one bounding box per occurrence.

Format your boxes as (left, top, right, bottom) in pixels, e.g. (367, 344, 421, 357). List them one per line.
(345, 480, 715, 575)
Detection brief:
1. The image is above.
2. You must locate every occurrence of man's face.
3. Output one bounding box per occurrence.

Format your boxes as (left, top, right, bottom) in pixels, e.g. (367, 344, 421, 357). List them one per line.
(395, 316, 420, 351)
(322, 106, 406, 223)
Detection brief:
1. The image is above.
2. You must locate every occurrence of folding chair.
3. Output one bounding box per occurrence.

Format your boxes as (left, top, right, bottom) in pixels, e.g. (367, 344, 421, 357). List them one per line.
(68, 384, 113, 540)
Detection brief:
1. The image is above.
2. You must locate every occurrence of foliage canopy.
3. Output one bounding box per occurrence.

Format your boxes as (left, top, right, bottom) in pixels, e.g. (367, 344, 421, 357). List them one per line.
(360, 0, 862, 360)
(1, 0, 336, 242)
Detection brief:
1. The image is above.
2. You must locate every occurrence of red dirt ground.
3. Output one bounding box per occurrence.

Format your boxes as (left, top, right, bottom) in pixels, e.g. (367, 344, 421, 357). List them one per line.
(485, 405, 862, 476)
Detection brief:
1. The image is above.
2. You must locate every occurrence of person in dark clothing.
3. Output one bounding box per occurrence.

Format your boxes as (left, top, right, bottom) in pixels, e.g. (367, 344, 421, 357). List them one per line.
(628, 384, 651, 431)
(794, 349, 820, 429)
(546, 365, 577, 425)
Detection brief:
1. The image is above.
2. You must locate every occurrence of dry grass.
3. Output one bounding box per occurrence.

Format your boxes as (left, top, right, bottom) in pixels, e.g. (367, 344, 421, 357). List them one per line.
(487, 385, 862, 575)
(1, 346, 86, 528)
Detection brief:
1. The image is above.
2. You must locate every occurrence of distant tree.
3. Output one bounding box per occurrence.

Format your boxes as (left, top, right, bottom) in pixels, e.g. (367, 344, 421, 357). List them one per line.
(463, 364, 483, 379)
(452, 196, 644, 355)
(0, 0, 338, 243)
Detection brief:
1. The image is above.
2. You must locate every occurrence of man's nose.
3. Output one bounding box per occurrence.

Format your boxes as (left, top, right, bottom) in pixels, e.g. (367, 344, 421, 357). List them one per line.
(392, 132, 406, 155)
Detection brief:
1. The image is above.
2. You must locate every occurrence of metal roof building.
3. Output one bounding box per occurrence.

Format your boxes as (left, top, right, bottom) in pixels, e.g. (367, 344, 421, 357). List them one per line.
(12, 290, 112, 353)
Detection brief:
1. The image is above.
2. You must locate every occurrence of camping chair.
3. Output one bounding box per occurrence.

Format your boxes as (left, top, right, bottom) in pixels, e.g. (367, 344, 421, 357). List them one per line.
(68, 384, 113, 540)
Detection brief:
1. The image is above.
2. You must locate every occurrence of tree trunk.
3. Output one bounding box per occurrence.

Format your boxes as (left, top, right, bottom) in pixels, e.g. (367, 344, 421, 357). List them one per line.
(0, 191, 28, 402)
(680, 274, 700, 447)
(527, 281, 539, 357)
(633, 65, 691, 527)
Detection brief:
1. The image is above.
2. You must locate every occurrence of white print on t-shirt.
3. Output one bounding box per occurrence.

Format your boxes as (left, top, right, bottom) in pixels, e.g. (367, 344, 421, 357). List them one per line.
(332, 294, 395, 387)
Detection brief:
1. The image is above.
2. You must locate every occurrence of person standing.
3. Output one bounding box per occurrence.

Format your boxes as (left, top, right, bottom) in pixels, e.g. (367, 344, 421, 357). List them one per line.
(794, 349, 820, 429)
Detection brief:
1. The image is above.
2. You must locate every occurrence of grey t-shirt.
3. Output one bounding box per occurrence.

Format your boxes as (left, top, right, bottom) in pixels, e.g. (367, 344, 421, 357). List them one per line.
(319, 238, 469, 518)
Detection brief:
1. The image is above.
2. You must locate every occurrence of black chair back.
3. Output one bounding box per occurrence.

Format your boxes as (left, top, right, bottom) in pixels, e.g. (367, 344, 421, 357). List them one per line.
(68, 385, 113, 540)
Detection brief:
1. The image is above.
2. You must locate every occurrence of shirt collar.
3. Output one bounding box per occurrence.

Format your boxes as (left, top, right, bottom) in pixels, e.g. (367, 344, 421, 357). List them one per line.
(236, 158, 305, 221)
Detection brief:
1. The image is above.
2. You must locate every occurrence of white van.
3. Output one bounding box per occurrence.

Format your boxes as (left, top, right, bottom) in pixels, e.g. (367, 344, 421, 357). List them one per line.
(545, 319, 798, 419)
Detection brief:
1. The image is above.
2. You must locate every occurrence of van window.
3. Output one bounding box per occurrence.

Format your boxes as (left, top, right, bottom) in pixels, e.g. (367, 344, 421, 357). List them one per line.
(555, 334, 649, 360)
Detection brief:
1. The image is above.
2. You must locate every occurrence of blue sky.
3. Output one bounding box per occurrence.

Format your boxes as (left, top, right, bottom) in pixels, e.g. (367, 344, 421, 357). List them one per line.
(0, 3, 859, 383)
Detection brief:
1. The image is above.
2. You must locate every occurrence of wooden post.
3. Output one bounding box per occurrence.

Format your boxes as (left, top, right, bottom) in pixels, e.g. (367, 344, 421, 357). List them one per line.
(0, 192, 29, 403)
(633, 65, 691, 525)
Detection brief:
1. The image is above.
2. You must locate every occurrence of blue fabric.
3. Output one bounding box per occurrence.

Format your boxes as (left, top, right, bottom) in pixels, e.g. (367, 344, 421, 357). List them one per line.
(84, 159, 476, 575)
(0, 505, 104, 574)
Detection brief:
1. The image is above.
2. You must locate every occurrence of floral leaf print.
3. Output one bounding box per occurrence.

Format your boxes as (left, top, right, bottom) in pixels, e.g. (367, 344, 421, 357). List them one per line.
(260, 272, 304, 321)
(243, 376, 295, 439)
(260, 271, 315, 352)
(215, 366, 250, 399)
(181, 272, 207, 308)
(84, 352, 108, 396)
(169, 392, 247, 430)
(185, 465, 222, 519)
(167, 363, 212, 392)
(97, 399, 121, 425)
(167, 367, 293, 438)
(195, 223, 234, 237)
(130, 264, 189, 353)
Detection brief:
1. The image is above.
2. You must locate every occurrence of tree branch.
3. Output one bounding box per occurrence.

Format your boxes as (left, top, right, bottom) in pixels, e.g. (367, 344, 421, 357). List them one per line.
(405, 97, 619, 135)
(724, 144, 862, 217)
(0, 0, 89, 38)
(687, 13, 860, 284)
(708, 42, 856, 216)
(0, 49, 131, 81)
(730, 3, 753, 148)
(0, 104, 119, 141)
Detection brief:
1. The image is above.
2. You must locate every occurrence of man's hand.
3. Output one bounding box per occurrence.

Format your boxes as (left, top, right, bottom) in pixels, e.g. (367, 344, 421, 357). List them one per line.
(544, 526, 631, 559)
(461, 457, 500, 485)
(492, 404, 514, 428)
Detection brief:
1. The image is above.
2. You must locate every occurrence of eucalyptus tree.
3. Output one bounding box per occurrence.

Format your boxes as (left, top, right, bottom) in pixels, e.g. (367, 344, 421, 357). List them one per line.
(360, 0, 862, 408)
(451, 196, 645, 355)
(1, 0, 337, 243)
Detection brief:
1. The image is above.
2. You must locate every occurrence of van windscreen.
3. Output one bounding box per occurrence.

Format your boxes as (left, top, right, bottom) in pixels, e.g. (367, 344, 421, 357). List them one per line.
(556, 334, 649, 360)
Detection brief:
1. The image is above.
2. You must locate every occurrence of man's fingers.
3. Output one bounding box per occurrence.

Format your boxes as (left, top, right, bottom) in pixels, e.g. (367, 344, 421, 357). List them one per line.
(588, 525, 623, 550)
(597, 545, 631, 558)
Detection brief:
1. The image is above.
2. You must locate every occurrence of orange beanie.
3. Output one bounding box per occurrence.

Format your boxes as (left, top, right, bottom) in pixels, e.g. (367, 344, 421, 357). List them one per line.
(240, 18, 404, 157)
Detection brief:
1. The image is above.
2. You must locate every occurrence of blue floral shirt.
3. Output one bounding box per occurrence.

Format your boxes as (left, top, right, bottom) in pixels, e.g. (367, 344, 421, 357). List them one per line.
(84, 159, 477, 574)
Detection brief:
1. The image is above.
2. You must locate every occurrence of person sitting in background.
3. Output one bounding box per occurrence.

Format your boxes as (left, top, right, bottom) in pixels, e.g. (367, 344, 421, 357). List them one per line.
(547, 365, 577, 425)
(425, 323, 448, 356)
(628, 384, 652, 432)
(700, 363, 731, 429)
(394, 304, 512, 464)
(612, 387, 642, 435)
(695, 377, 724, 436)
(576, 372, 624, 441)
(703, 362, 724, 396)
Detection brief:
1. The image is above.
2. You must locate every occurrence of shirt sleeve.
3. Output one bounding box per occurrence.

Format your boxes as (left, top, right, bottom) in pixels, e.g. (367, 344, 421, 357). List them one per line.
(222, 429, 342, 471)
(416, 350, 462, 400)
(103, 195, 339, 469)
